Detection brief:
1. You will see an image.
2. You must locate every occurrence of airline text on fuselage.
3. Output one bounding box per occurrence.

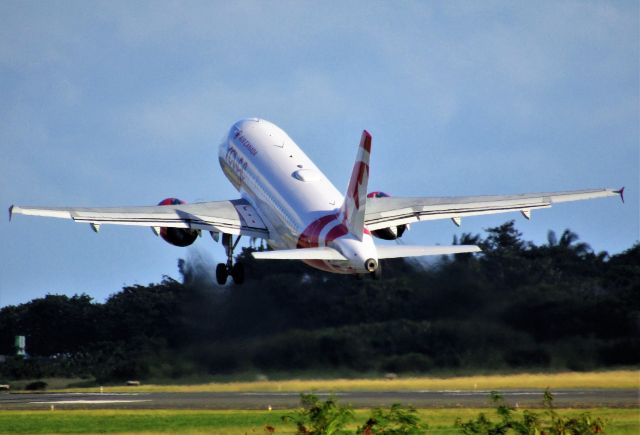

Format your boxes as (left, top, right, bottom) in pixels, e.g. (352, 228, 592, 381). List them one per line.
(225, 145, 248, 181)
(234, 132, 258, 156)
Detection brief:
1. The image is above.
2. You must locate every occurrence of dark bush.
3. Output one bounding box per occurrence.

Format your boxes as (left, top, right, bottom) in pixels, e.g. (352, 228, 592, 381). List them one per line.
(25, 380, 47, 391)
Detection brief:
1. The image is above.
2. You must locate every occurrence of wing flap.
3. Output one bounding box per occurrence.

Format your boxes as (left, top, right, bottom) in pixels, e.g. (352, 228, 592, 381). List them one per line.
(376, 245, 481, 259)
(252, 247, 347, 261)
(365, 188, 619, 231)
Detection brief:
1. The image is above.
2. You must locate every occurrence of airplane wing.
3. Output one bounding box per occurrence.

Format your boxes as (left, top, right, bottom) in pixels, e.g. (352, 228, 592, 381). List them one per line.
(364, 188, 623, 231)
(9, 199, 270, 239)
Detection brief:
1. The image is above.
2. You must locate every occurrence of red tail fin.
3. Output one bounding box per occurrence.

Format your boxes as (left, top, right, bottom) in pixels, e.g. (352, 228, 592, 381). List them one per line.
(339, 130, 371, 241)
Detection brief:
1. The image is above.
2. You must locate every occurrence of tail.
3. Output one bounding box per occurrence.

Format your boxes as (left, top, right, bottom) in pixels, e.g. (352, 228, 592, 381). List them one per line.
(339, 130, 371, 241)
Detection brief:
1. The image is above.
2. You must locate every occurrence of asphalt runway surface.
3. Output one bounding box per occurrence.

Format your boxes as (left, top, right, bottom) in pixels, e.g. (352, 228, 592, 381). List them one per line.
(1, 389, 637, 410)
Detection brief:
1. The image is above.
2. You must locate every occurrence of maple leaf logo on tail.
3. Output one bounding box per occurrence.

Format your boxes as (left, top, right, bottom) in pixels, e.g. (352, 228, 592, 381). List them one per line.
(339, 130, 371, 241)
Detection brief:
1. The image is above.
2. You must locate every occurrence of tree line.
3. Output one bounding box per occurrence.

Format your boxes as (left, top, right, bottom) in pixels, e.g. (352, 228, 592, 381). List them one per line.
(1, 221, 638, 382)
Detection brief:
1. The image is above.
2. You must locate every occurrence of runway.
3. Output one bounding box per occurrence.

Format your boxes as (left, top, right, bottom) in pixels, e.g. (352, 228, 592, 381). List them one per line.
(1, 389, 637, 410)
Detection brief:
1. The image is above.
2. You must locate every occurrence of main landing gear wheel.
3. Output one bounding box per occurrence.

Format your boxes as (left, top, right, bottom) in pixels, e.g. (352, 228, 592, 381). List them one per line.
(216, 233, 244, 285)
(216, 263, 228, 285)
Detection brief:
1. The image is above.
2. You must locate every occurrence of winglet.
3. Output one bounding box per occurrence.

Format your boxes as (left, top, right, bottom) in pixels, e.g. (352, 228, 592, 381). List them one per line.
(8, 205, 14, 222)
(614, 187, 625, 203)
(339, 130, 371, 241)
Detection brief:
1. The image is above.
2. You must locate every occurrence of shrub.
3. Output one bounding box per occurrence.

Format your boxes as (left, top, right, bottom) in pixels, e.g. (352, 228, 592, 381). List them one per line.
(282, 393, 354, 435)
(358, 403, 429, 434)
(24, 380, 47, 391)
(455, 389, 606, 434)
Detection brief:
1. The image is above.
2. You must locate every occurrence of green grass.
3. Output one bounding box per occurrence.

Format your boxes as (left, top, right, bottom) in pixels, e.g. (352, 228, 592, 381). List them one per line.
(44, 369, 639, 393)
(0, 408, 637, 434)
(0, 410, 283, 434)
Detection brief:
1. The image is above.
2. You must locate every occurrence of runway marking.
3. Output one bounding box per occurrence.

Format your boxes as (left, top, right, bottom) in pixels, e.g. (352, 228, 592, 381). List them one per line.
(240, 392, 347, 396)
(424, 390, 576, 395)
(29, 400, 152, 405)
(68, 393, 146, 395)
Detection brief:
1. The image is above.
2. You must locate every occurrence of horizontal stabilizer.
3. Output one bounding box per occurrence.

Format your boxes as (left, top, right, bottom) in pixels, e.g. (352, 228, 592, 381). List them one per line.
(376, 245, 481, 259)
(252, 247, 348, 261)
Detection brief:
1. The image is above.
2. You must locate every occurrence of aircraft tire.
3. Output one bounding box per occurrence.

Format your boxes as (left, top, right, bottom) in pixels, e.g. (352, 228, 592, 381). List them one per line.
(216, 263, 228, 285)
(231, 262, 245, 284)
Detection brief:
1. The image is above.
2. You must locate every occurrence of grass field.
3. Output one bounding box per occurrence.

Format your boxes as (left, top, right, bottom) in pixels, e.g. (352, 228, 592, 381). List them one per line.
(1, 408, 638, 434)
(46, 369, 639, 393)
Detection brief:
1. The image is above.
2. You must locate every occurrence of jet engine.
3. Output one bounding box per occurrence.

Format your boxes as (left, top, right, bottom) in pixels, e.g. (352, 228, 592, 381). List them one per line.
(157, 198, 198, 247)
(367, 191, 408, 240)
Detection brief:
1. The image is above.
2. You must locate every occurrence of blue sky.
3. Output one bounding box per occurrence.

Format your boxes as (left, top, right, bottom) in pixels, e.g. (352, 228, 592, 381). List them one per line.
(1, 1, 638, 307)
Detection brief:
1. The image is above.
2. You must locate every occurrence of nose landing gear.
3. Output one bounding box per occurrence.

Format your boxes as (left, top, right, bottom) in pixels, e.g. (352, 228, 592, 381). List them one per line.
(216, 234, 245, 285)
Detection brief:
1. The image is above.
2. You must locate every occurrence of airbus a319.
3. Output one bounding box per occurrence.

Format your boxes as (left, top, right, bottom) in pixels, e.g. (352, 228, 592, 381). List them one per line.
(10, 118, 623, 285)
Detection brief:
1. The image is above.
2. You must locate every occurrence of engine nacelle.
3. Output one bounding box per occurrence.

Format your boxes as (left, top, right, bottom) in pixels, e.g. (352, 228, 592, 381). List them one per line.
(367, 191, 408, 240)
(157, 198, 198, 247)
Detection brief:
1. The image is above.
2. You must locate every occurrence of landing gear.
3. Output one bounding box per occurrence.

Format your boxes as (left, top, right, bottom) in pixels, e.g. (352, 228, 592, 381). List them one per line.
(216, 234, 244, 285)
(216, 263, 228, 285)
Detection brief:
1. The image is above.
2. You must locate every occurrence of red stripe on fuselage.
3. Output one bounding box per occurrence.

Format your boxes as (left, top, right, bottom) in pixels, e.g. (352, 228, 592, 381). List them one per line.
(325, 222, 348, 242)
(297, 213, 338, 248)
(296, 212, 372, 274)
(296, 212, 339, 272)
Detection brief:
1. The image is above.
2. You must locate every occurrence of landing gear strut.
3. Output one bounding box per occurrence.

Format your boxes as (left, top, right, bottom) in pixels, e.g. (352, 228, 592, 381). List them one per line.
(216, 234, 244, 285)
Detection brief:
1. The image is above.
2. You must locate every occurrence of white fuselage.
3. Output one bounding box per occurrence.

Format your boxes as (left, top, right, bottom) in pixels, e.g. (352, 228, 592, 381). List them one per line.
(218, 118, 377, 273)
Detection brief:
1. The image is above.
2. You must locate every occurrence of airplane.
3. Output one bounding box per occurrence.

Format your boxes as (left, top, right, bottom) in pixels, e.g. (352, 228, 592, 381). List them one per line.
(9, 118, 624, 285)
